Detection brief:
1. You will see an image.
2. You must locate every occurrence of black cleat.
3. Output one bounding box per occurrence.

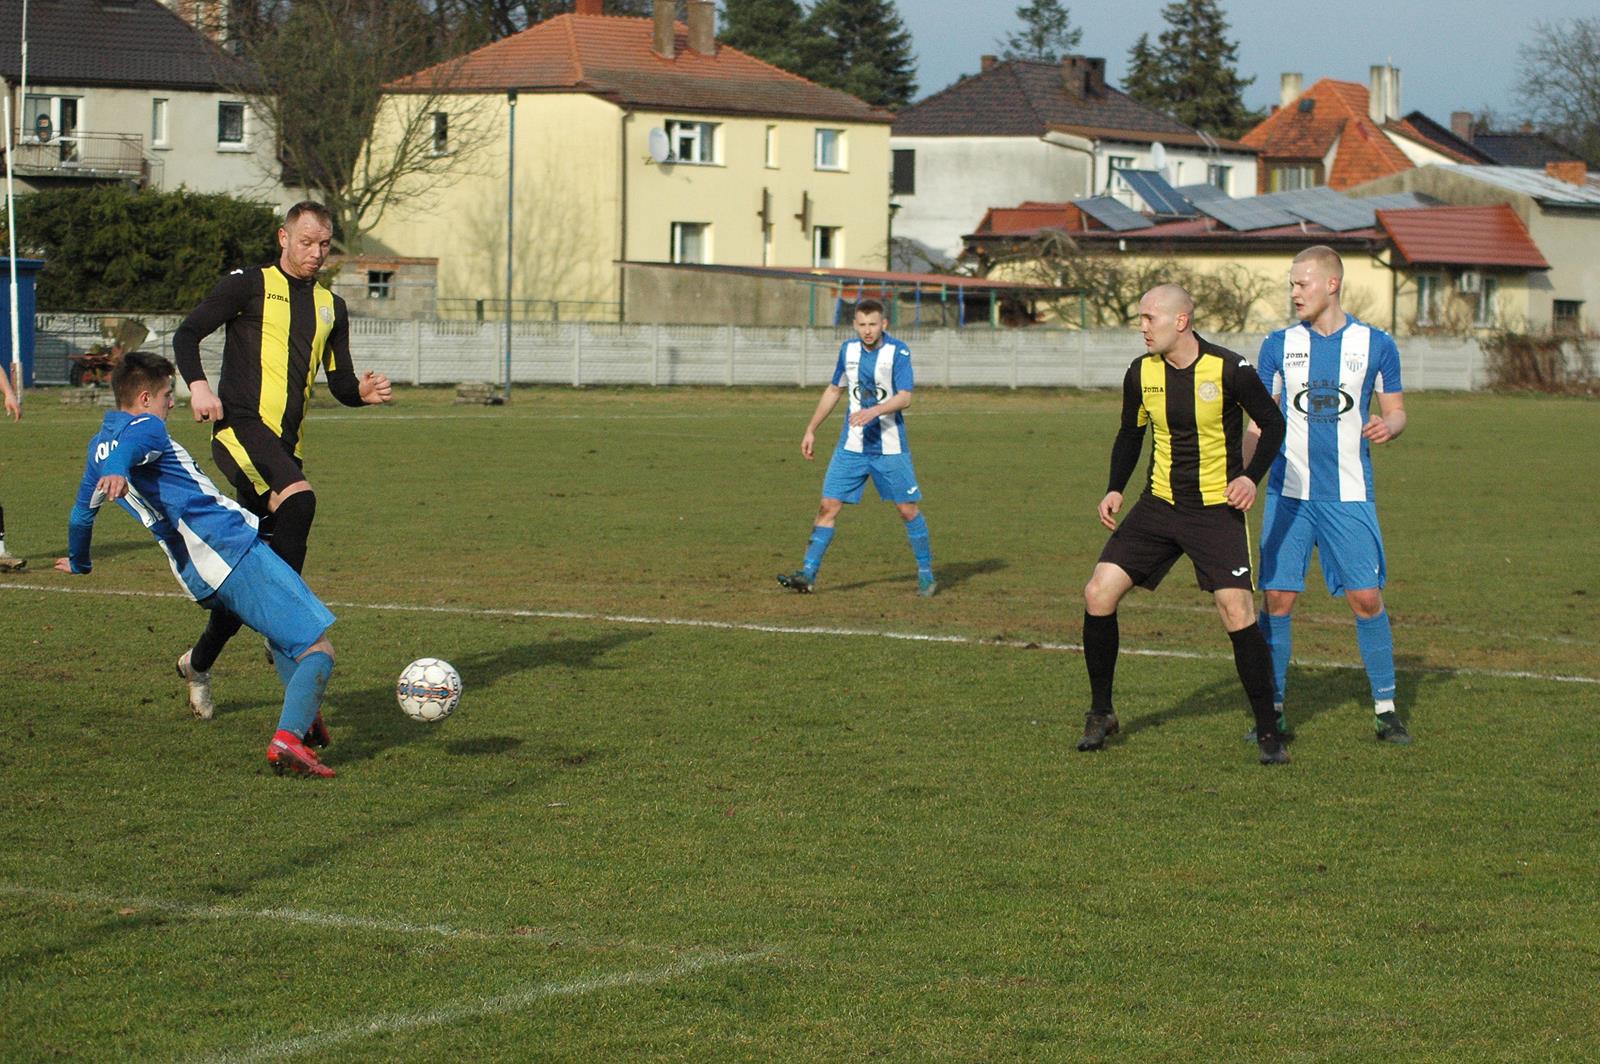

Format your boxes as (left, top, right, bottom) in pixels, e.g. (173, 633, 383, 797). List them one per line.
(776, 571, 815, 594)
(1258, 736, 1291, 765)
(1076, 711, 1120, 752)
(1375, 711, 1411, 745)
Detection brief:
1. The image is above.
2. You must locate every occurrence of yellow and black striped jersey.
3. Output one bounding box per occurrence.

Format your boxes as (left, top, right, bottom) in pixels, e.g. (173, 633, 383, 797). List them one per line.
(173, 264, 365, 459)
(1109, 336, 1285, 507)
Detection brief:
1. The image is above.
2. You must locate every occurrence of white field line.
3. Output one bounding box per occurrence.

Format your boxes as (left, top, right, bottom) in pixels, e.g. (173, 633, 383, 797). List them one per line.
(2, 582, 1594, 686)
(193, 948, 771, 1064)
(0, 883, 662, 953)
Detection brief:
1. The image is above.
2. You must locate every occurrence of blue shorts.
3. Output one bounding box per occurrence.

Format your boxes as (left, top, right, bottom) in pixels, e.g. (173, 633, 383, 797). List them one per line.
(821, 449, 922, 505)
(1259, 495, 1386, 597)
(214, 540, 336, 658)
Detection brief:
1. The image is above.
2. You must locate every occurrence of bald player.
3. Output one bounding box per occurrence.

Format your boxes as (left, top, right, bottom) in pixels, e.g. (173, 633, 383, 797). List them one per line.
(1078, 285, 1289, 764)
(1250, 246, 1410, 744)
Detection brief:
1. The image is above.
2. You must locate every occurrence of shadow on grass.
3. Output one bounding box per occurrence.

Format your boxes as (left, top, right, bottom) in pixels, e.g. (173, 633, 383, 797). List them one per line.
(828, 556, 1006, 594)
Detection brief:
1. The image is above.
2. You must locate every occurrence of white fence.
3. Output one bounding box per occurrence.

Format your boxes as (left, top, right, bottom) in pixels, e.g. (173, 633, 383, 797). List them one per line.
(33, 315, 1492, 391)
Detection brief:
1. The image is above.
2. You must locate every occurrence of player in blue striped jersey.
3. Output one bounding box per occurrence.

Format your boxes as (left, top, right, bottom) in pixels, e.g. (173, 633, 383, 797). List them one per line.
(55, 352, 341, 777)
(777, 299, 935, 596)
(1251, 246, 1410, 744)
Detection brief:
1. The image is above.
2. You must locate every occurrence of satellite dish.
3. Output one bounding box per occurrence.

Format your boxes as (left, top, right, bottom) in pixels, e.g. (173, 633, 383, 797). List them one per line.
(1150, 141, 1167, 173)
(647, 128, 672, 164)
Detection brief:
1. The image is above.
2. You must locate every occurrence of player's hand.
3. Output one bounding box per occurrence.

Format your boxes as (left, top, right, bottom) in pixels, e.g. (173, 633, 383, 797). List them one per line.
(1361, 413, 1393, 444)
(189, 381, 223, 423)
(801, 430, 816, 460)
(54, 557, 76, 574)
(359, 371, 393, 405)
(95, 475, 128, 501)
(1225, 476, 1257, 511)
(3, 391, 19, 422)
(848, 407, 878, 428)
(1097, 491, 1124, 531)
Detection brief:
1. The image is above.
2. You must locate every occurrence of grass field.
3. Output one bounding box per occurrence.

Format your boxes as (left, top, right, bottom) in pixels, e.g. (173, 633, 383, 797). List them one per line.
(1, 385, 1596, 1061)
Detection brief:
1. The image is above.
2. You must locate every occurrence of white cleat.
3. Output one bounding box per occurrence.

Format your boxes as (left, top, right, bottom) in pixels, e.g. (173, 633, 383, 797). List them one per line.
(176, 650, 215, 720)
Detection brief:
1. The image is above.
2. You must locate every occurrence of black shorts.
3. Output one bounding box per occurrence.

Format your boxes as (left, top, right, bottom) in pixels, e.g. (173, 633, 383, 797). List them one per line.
(1098, 494, 1256, 592)
(211, 419, 305, 511)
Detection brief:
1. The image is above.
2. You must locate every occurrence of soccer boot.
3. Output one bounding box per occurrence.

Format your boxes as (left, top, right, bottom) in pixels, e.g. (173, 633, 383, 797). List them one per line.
(303, 712, 330, 749)
(0, 553, 25, 571)
(1244, 708, 1291, 743)
(1374, 711, 1412, 745)
(776, 570, 815, 593)
(267, 729, 335, 778)
(176, 649, 215, 721)
(1076, 710, 1120, 752)
(1258, 735, 1291, 765)
(916, 574, 938, 598)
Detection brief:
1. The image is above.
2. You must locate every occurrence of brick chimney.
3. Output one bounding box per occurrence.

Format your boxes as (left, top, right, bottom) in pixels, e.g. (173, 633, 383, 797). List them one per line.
(1546, 160, 1588, 186)
(980, 54, 998, 73)
(1451, 111, 1473, 141)
(1280, 72, 1302, 109)
(686, 0, 716, 56)
(1060, 56, 1105, 97)
(1368, 63, 1400, 124)
(574, 0, 601, 14)
(652, 0, 675, 60)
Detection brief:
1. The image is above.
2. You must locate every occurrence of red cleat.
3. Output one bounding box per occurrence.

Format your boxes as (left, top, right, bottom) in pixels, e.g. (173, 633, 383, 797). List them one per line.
(266, 729, 335, 778)
(303, 712, 330, 749)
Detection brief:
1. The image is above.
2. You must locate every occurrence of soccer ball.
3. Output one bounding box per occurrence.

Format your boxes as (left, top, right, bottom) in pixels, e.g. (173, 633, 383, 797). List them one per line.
(396, 658, 462, 722)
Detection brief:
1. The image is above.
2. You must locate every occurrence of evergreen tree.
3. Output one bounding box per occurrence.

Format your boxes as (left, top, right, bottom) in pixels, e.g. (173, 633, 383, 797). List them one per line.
(1122, 0, 1259, 139)
(719, 0, 808, 74)
(998, 0, 1082, 63)
(802, 0, 917, 109)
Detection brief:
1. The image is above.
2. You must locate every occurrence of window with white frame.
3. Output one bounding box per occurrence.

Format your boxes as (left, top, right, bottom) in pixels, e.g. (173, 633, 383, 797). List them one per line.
(1415, 274, 1441, 326)
(764, 125, 777, 168)
(1474, 275, 1499, 327)
(1269, 163, 1317, 191)
(25, 94, 80, 161)
(151, 98, 169, 148)
(671, 222, 709, 264)
(1107, 155, 1135, 205)
(1207, 163, 1231, 192)
(431, 112, 449, 155)
(667, 120, 717, 165)
(814, 128, 844, 170)
(367, 270, 395, 300)
(812, 225, 840, 268)
(217, 101, 246, 147)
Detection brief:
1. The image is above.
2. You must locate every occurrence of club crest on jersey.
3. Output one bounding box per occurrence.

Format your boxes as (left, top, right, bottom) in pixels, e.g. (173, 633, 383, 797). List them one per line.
(319, 305, 334, 323)
(1198, 380, 1220, 402)
(1293, 382, 1355, 421)
(853, 382, 888, 403)
(1345, 355, 1365, 373)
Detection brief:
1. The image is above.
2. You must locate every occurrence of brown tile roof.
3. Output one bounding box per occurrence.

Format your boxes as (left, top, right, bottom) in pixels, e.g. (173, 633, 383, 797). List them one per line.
(973, 203, 1085, 236)
(1242, 79, 1414, 189)
(0, 0, 256, 91)
(389, 13, 889, 123)
(1377, 204, 1549, 269)
(893, 58, 1247, 148)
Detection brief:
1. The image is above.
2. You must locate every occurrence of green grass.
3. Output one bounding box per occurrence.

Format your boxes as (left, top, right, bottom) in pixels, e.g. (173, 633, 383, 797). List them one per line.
(1, 387, 1596, 1061)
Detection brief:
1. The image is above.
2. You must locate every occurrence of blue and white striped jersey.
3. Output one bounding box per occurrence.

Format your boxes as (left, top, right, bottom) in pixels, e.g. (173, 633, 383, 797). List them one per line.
(831, 334, 914, 455)
(67, 411, 260, 600)
(1256, 316, 1403, 503)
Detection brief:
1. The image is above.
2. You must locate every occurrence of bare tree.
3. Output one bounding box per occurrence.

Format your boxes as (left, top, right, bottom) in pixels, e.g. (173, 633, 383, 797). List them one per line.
(1008, 231, 1189, 327)
(1517, 17, 1600, 166)
(1187, 262, 1278, 333)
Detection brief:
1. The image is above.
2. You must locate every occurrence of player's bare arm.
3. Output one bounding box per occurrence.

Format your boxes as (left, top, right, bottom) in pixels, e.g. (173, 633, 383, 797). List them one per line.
(1362, 392, 1406, 444)
(801, 384, 844, 460)
(848, 389, 911, 428)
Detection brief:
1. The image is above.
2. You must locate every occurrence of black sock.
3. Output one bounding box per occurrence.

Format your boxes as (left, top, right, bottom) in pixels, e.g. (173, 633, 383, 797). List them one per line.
(1083, 612, 1119, 713)
(190, 607, 244, 673)
(1229, 623, 1279, 739)
(269, 492, 316, 574)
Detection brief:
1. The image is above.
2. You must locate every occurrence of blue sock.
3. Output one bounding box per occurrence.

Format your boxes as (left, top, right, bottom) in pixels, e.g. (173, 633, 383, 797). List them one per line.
(1260, 610, 1291, 705)
(277, 651, 332, 739)
(1355, 610, 1397, 707)
(270, 648, 296, 686)
(802, 525, 834, 580)
(904, 514, 932, 577)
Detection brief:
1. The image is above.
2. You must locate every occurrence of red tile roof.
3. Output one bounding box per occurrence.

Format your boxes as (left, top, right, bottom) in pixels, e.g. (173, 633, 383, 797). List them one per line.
(974, 204, 1084, 235)
(1377, 204, 1549, 268)
(1242, 79, 1415, 189)
(389, 13, 889, 123)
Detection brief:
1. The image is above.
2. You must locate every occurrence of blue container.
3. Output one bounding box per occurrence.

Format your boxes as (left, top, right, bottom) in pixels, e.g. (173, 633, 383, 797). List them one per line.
(0, 258, 45, 387)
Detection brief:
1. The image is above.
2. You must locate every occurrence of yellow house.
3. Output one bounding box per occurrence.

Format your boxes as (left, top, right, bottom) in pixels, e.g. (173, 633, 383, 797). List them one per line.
(363, 0, 893, 319)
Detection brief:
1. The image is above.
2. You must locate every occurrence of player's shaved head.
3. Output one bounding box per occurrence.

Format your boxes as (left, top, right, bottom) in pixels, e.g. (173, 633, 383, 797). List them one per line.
(1143, 284, 1195, 321)
(1293, 245, 1344, 280)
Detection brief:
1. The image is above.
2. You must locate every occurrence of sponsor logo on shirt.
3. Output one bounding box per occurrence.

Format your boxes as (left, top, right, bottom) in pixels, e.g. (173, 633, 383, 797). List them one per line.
(266, 292, 290, 304)
(1292, 380, 1355, 421)
(854, 382, 888, 403)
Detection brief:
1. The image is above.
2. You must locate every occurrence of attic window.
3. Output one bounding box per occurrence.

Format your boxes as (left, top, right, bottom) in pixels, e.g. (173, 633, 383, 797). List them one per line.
(1298, 99, 1315, 113)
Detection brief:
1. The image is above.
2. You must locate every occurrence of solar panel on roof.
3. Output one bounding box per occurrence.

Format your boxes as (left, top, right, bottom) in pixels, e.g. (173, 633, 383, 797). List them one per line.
(1191, 196, 1302, 232)
(1360, 191, 1441, 211)
(1113, 169, 1196, 216)
(1072, 196, 1154, 231)
(1258, 187, 1375, 231)
(1175, 182, 1230, 205)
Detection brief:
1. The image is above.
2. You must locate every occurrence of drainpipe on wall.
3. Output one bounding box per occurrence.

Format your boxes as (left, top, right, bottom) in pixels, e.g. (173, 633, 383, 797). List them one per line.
(1042, 129, 1097, 198)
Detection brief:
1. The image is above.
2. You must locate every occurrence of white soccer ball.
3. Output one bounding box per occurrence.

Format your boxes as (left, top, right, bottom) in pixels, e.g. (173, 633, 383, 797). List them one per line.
(396, 658, 462, 722)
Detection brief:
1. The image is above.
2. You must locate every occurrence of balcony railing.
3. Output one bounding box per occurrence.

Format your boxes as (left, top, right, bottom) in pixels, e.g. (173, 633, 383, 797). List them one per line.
(6, 130, 152, 182)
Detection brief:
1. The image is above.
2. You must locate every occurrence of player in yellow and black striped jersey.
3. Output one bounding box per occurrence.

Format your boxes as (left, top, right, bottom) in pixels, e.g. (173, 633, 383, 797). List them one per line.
(170, 202, 392, 724)
(1076, 284, 1292, 764)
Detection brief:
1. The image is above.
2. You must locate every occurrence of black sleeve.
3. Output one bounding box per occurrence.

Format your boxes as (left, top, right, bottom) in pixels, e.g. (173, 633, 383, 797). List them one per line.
(1107, 362, 1148, 494)
(322, 298, 364, 407)
(1233, 358, 1286, 483)
(172, 271, 253, 385)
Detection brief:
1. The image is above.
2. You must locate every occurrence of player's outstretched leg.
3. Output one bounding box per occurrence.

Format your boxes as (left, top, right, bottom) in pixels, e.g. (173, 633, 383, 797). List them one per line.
(176, 648, 215, 720)
(778, 523, 834, 593)
(266, 644, 336, 778)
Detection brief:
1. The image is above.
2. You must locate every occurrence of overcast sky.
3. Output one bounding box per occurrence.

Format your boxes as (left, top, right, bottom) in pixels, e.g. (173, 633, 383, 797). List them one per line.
(894, 0, 1594, 124)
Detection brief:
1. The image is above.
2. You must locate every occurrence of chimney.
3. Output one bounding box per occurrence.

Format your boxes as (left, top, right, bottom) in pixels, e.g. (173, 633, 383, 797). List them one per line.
(1059, 56, 1104, 97)
(1280, 72, 1302, 109)
(980, 54, 997, 73)
(652, 0, 675, 60)
(686, 0, 716, 56)
(1368, 63, 1400, 124)
(574, 0, 601, 14)
(1451, 111, 1473, 142)
(1546, 161, 1588, 186)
